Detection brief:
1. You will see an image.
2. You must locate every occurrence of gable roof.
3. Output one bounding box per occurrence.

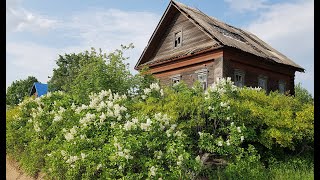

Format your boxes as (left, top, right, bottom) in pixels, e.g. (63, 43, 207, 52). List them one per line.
(135, 0, 304, 72)
(29, 82, 48, 97)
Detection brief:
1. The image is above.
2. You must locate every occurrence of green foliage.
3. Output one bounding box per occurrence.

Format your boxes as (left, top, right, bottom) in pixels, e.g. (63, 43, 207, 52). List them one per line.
(223, 145, 267, 180)
(295, 83, 314, 104)
(48, 45, 134, 103)
(6, 76, 38, 105)
(6, 76, 314, 179)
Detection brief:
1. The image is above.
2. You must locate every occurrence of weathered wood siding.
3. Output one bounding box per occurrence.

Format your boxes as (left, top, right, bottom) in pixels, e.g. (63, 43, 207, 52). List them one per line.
(151, 49, 223, 87)
(223, 48, 295, 95)
(151, 11, 214, 61)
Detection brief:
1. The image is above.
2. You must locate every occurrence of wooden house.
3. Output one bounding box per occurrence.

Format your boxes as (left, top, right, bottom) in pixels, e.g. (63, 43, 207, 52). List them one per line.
(135, 0, 304, 95)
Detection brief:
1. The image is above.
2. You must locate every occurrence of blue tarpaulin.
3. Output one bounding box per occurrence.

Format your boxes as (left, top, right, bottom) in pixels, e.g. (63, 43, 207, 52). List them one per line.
(30, 82, 48, 97)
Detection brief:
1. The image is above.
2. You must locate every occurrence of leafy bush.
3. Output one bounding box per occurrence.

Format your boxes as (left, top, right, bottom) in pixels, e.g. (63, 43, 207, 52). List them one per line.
(6, 77, 314, 179)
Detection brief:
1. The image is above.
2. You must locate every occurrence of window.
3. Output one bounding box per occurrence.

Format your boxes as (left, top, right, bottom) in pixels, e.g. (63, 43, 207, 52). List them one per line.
(234, 69, 245, 87)
(258, 75, 268, 90)
(279, 80, 286, 94)
(171, 75, 181, 86)
(174, 31, 182, 48)
(196, 69, 208, 90)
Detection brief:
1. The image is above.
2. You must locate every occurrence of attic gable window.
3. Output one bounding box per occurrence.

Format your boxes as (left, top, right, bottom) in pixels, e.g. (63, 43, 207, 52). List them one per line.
(234, 69, 245, 87)
(210, 23, 246, 43)
(174, 30, 182, 48)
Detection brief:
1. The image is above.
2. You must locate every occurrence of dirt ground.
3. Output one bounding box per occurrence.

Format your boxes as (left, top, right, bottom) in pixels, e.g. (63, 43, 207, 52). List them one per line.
(6, 155, 45, 180)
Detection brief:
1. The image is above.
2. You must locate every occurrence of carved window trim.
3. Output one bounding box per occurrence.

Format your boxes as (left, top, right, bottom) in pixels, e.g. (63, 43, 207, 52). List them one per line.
(258, 75, 268, 91)
(170, 74, 181, 86)
(234, 69, 245, 87)
(196, 68, 208, 90)
(279, 80, 286, 94)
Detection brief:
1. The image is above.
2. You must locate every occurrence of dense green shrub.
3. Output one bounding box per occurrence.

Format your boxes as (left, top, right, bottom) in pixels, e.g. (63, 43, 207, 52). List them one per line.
(6, 77, 314, 179)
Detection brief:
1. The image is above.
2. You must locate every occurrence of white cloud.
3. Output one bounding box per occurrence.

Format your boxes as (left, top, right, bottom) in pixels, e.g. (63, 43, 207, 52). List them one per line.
(58, 8, 159, 73)
(244, 0, 314, 95)
(6, 0, 57, 33)
(224, 0, 268, 12)
(6, 8, 160, 88)
(6, 42, 59, 85)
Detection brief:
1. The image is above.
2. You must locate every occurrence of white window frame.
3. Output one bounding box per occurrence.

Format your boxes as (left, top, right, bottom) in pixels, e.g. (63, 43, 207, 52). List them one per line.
(258, 75, 268, 91)
(278, 80, 286, 94)
(171, 74, 181, 86)
(234, 69, 245, 87)
(196, 69, 208, 90)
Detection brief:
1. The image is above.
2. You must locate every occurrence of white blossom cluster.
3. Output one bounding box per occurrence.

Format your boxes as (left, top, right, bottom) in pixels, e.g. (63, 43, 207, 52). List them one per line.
(53, 107, 66, 123)
(206, 77, 238, 97)
(176, 154, 184, 166)
(154, 150, 163, 159)
(64, 126, 78, 141)
(149, 166, 157, 177)
(248, 87, 262, 91)
(113, 137, 133, 160)
(123, 118, 138, 131)
(141, 83, 164, 100)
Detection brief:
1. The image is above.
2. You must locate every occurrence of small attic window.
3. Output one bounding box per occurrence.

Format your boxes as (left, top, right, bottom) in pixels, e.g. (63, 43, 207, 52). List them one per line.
(210, 23, 246, 43)
(174, 30, 182, 48)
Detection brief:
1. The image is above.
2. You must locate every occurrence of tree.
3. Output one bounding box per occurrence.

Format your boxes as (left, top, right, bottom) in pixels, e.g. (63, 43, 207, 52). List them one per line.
(6, 76, 38, 105)
(49, 44, 135, 103)
(295, 83, 313, 104)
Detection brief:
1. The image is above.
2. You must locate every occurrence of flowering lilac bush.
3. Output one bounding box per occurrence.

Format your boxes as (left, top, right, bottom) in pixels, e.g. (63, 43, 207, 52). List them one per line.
(6, 77, 313, 179)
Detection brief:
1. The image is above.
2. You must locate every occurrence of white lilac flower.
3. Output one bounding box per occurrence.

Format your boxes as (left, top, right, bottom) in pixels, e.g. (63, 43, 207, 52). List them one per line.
(174, 131, 182, 137)
(141, 95, 147, 99)
(198, 132, 202, 136)
(100, 112, 106, 123)
(226, 117, 230, 121)
(81, 153, 86, 159)
(118, 151, 124, 157)
(70, 126, 77, 134)
(160, 89, 164, 96)
(110, 122, 115, 128)
(217, 141, 223, 146)
(64, 133, 74, 141)
(226, 139, 230, 146)
(150, 83, 160, 91)
(80, 134, 86, 139)
(124, 121, 134, 131)
(53, 115, 63, 122)
(66, 155, 79, 164)
(144, 88, 151, 95)
(149, 166, 157, 176)
(241, 136, 244, 142)
(220, 102, 228, 107)
(97, 164, 102, 170)
(230, 122, 234, 126)
(97, 101, 106, 111)
(58, 107, 66, 114)
(132, 118, 139, 124)
(195, 155, 201, 162)
(47, 153, 52, 157)
(237, 127, 241, 133)
(34, 122, 41, 132)
(125, 113, 130, 119)
(114, 93, 120, 101)
(141, 118, 152, 131)
(71, 103, 76, 110)
(61, 150, 67, 156)
(166, 130, 172, 137)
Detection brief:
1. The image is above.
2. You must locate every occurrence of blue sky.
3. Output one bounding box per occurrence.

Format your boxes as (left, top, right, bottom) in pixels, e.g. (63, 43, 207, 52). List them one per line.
(6, 0, 314, 95)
